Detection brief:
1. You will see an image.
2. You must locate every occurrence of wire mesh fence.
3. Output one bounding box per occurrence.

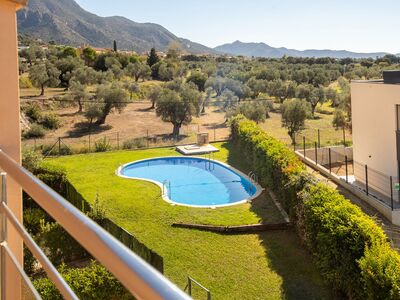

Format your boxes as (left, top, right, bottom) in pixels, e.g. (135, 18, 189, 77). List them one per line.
(23, 123, 230, 157)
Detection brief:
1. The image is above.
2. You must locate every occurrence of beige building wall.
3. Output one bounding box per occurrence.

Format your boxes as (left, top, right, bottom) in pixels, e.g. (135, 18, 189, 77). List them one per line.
(351, 81, 400, 195)
(0, 0, 27, 298)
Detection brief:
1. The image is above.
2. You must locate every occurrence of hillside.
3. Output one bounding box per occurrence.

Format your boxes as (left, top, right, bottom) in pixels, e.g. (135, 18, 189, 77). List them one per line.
(17, 0, 217, 54)
(215, 40, 388, 59)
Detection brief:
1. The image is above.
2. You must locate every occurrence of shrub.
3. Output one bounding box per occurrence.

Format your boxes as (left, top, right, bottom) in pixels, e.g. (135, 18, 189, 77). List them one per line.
(24, 103, 42, 122)
(359, 243, 400, 299)
(38, 220, 90, 265)
(122, 138, 147, 149)
(19, 76, 33, 88)
(41, 114, 61, 130)
(297, 183, 387, 298)
(230, 115, 304, 210)
(22, 148, 43, 172)
(33, 261, 130, 300)
(95, 137, 111, 152)
(231, 116, 400, 299)
(34, 163, 67, 192)
(23, 124, 47, 139)
(39, 144, 72, 157)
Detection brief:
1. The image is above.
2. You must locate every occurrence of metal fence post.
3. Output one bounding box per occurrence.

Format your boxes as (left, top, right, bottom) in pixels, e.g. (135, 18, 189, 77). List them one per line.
(303, 136, 306, 158)
(146, 130, 150, 148)
(187, 277, 192, 296)
(318, 129, 321, 148)
(117, 132, 120, 150)
(390, 176, 394, 210)
(0, 173, 7, 300)
(293, 134, 296, 151)
(214, 127, 216, 142)
(58, 137, 61, 155)
(314, 142, 318, 165)
(345, 155, 348, 183)
(88, 132, 91, 153)
(343, 126, 346, 146)
(365, 165, 369, 196)
(328, 148, 332, 173)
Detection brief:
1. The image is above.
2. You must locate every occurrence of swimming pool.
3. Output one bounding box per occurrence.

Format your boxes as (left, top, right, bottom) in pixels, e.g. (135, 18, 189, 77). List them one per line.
(117, 157, 261, 208)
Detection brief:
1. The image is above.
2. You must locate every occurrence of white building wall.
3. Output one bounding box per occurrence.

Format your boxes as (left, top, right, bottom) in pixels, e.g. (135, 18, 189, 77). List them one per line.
(351, 82, 400, 191)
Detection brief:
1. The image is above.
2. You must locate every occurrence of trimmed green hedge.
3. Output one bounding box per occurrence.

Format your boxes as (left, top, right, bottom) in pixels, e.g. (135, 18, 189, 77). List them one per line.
(230, 115, 400, 299)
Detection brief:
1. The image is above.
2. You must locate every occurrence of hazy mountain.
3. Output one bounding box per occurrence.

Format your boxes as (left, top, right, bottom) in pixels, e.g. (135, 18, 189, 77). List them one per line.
(17, 0, 217, 54)
(215, 40, 389, 59)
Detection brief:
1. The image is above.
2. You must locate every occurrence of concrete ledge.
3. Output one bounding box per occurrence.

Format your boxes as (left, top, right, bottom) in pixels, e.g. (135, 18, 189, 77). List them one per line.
(171, 222, 293, 234)
(295, 151, 400, 226)
(176, 144, 219, 155)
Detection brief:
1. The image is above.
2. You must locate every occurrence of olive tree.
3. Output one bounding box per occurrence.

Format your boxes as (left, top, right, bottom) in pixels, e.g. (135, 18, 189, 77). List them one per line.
(29, 62, 60, 96)
(95, 83, 129, 125)
(125, 62, 151, 82)
(281, 99, 311, 144)
(67, 81, 90, 113)
(155, 82, 202, 138)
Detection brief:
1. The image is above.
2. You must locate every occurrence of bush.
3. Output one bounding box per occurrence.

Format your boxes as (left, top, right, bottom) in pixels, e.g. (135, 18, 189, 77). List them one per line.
(359, 243, 400, 299)
(33, 261, 131, 300)
(22, 148, 43, 172)
(39, 143, 72, 157)
(34, 163, 67, 192)
(23, 124, 47, 139)
(95, 137, 111, 152)
(231, 116, 400, 299)
(38, 220, 90, 265)
(122, 138, 147, 149)
(41, 114, 61, 130)
(297, 183, 387, 298)
(24, 103, 42, 122)
(230, 115, 304, 210)
(19, 76, 33, 88)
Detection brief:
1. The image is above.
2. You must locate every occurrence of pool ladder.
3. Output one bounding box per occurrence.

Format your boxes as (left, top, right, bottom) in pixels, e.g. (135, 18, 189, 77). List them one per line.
(204, 152, 215, 171)
(248, 171, 258, 193)
(162, 180, 171, 198)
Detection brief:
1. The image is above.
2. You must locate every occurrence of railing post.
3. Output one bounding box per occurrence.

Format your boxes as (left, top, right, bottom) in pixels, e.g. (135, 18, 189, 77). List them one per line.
(390, 176, 394, 210)
(187, 277, 192, 296)
(345, 155, 348, 183)
(365, 165, 369, 196)
(328, 148, 332, 173)
(303, 136, 306, 158)
(0, 173, 7, 300)
(318, 129, 321, 148)
(207, 290, 212, 300)
(314, 142, 318, 165)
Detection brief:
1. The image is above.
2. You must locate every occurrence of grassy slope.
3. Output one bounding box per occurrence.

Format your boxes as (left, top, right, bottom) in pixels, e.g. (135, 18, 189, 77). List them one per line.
(47, 143, 332, 299)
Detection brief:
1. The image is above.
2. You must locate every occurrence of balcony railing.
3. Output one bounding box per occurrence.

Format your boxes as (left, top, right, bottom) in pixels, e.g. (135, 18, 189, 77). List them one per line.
(0, 149, 191, 299)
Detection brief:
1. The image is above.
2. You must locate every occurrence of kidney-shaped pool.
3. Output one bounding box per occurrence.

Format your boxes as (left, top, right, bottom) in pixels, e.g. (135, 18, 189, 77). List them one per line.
(117, 157, 261, 208)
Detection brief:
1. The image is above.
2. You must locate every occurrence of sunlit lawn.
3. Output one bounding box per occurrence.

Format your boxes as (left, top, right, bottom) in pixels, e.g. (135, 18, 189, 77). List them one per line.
(47, 142, 332, 299)
(260, 107, 352, 148)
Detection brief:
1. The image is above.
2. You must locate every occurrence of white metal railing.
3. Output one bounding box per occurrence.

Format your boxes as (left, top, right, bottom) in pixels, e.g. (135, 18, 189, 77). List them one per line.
(0, 149, 191, 300)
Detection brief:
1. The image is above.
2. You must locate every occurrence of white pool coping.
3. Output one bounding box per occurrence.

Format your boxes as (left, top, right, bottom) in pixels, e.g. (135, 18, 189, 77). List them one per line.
(116, 156, 264, 209)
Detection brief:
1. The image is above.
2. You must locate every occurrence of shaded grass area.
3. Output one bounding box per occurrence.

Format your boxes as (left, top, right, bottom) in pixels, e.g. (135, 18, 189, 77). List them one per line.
(47, 142, 333, 299)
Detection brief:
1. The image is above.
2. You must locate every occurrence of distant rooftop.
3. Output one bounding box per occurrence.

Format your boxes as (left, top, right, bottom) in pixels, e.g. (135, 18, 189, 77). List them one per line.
(352, 70, 400, 85)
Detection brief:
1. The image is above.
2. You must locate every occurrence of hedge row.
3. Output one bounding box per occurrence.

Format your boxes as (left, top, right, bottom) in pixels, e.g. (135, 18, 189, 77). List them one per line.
(230, 115, 400, 299)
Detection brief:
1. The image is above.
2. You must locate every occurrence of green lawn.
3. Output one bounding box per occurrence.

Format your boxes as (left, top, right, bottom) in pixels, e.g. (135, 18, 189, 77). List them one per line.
(47, 142, 333, 299)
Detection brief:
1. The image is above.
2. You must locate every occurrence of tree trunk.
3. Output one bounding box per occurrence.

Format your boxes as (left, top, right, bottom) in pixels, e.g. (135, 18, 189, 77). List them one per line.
(150, 100, 155, 109)
(40, 84, 45, 96)
(172, 123, 181, 140)
(77, 100, 83, 113)
(95, 104, 111, 125)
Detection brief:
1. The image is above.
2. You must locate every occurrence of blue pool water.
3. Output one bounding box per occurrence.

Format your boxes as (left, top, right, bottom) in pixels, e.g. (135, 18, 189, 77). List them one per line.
(119, 157, 257, 207)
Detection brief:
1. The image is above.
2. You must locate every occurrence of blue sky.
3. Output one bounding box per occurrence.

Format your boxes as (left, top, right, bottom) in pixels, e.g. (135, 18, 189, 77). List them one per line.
(75, 0, 400, 53)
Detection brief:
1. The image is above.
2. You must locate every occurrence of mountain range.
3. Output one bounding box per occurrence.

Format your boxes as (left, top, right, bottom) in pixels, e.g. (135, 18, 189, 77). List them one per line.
(17, 0, 217, 54)
(17, 0, 392, 59)
(215, 40, 389, 59)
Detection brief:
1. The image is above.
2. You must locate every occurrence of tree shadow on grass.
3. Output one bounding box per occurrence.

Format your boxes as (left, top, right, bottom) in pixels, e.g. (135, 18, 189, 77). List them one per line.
(67, 122, 113, 138)
(221, 141, 338, 299)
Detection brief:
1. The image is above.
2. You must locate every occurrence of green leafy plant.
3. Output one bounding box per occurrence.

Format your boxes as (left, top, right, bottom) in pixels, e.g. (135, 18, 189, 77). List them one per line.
(94, 137, 112, 152)
(122, 138, 147, 149)
(23, 124, 47, 139)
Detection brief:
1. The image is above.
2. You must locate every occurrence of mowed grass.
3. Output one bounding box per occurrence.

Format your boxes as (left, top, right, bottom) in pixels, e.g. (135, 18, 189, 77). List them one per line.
(47, 142, 333, 299)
